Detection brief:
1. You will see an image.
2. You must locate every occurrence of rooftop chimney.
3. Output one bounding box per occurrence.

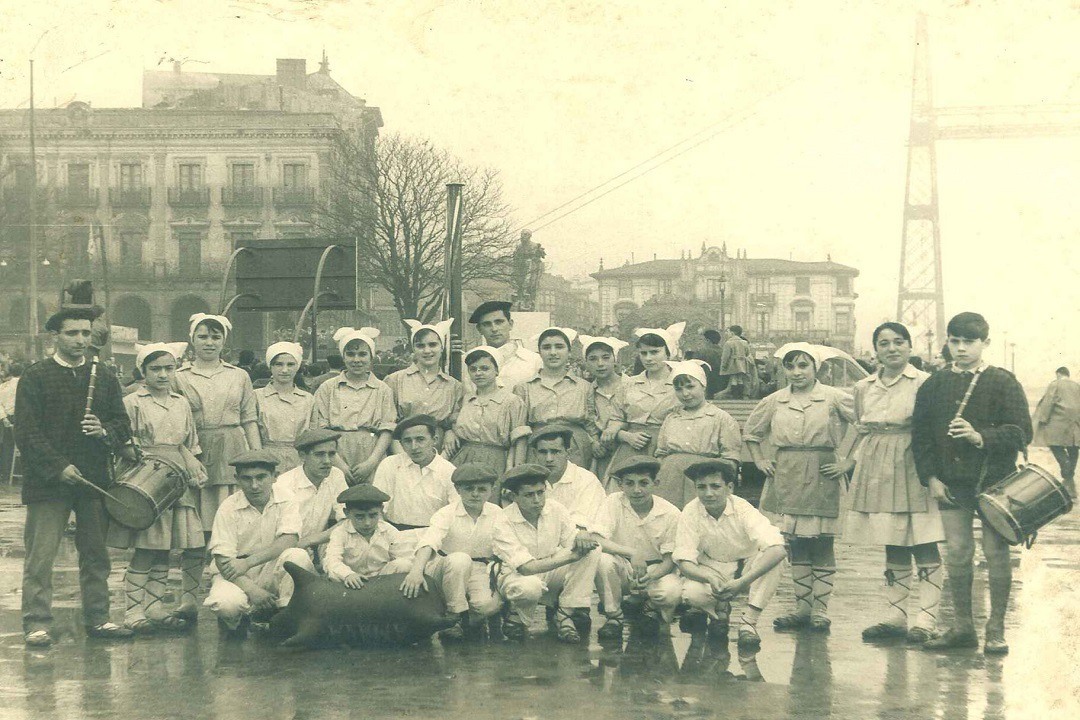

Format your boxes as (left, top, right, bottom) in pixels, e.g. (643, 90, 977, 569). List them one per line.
(276, 59, 307, 89)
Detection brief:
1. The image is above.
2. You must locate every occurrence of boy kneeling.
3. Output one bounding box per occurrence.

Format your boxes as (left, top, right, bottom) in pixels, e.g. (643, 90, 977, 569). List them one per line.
(492, 464, 601, 643)
(594, 455, 683, 643)
(323, 485, 414, 588)
(205, 451, 315, 633)
(401, 464, 504, 641)
(674, 460, 786, 649)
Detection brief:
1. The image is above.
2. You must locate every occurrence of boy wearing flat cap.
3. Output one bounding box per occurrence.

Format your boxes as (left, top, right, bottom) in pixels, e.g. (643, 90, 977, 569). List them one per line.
(530, 424, 607, 530)
(674, 459, 786, 650)
(371, 414, 457, 529)
(401, 464, 504, 641)
(491, 464, 601, 643)
(273, 429, 349, 556)
(468, 300, 543, 390)
(204, 451, 314, 633)
(323, 485, 414, 588)
(593, 455, 683, 643)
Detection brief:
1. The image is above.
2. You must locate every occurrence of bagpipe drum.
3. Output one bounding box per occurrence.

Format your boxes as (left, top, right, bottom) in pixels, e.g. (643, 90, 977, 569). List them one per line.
(105, 455, 188, 531)
(977, 464, 1073, 546)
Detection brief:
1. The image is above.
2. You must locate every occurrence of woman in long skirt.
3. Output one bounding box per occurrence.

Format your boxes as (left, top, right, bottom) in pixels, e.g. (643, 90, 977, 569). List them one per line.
(175, 314, 260, 537)
(445, 346, 529, 483)
(602, 323, 685, 479)
(109, 343, 208, 632)
(744, 344, 855, 632)
(843, 323, 944, 644)
(579, 335, 629, 480)
(514, 327, 599, 468)
(255, 341, 313, 472)
(385, 319, 463, 452)
(653, 360, 742, 508)
(311, 327, 396, 484)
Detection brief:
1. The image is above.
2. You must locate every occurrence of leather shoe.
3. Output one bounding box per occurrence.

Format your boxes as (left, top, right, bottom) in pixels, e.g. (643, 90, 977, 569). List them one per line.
(24, 629, 53, 648)
(86, 622, 135, 640)
(923, 627, 978, 651)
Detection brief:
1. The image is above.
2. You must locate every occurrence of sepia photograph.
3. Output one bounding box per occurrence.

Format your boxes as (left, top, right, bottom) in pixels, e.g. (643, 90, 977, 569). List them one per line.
(0, 1, 1077, 718)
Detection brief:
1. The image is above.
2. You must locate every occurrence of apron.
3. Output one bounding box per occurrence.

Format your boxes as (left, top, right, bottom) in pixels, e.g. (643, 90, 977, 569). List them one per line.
(333, 427, 381, 482)
(605, 422, 660, 485)
(107, 444, 206, 550)
(759, 446, 841, 518)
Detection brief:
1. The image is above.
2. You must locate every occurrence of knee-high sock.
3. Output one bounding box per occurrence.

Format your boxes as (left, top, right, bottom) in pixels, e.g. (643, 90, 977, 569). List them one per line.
(914, 563, 942, 630)
(145, 564, 169, 621)
(987, 562, 1011, 627)
(946, 566, 974, 629)
(883, 566, 911, 627)
(790, 562, 813, 617)
(124, 568, 149, 624)
(811, 567, 836, 619)
(179, 551, 205, 612)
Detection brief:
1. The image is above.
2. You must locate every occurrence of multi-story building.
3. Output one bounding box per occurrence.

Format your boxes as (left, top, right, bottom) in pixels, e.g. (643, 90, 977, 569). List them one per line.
(592, 244, 859, 352)
(535, 273, 600, 330)
(0, 56, 381, 354)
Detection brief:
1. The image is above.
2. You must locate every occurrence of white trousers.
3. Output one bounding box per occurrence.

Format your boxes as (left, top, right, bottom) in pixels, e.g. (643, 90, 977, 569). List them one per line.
(424, 553, 501, 617)
(681, 550, 782, 618)
(597, 554, 683, 622)
(204, 548, 315, 629)
(497, 548, 602, 612)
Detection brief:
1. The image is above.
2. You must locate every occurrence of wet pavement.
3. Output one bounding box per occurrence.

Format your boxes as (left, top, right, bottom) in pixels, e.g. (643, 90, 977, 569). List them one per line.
(0, 448, 1075, 720)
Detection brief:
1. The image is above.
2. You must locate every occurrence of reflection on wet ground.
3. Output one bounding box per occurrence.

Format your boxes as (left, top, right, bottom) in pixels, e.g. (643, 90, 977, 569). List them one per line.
(0, 448, 1076, 719)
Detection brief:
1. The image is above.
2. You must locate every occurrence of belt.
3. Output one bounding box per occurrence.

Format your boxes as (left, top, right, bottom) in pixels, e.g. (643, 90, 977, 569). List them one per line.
(859, 424, 911, 436)
(459, 440, 507, 451)
(388, 520, 428, 531)
(437, 549, 493, 563)
(776, 446, 835, 452)
(329, 426, 380, 434)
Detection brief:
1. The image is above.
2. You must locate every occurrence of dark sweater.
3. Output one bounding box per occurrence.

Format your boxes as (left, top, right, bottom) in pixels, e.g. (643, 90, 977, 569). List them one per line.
(911, 365, 1032, 506)
(14, 356, 132, 504)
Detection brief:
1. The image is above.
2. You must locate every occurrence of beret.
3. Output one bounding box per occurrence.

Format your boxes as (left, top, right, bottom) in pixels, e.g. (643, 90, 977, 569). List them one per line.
(393, 414, 438, 440)
(451, 464, 499, 486)
(528, 423, 575, 447)
(501, 464, 550, 492)
(468, 300, 512, 324)
(229, 450, 280, 470)
(609, 454, 661, 479)
(684, 459, 738, 483)
(337, 484, 390, 505)
(294, 428, 341, 452)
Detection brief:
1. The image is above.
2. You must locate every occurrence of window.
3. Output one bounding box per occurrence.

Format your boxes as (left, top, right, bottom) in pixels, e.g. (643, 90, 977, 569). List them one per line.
(795, 277, 811, 294)
(68, 228, 90, 267)
(836, 276, 851, 296)
(177, 232, 201, 275)
(119, 163, 142, 189)
(835, 310, 851, 334)
(13, 163, 33, 189)
(177, 164, 204, 190)
(795, 310, 811, 333)
(618, 281, 632, 299)
(659, 279, 672, 295)
(706, 278, 726, 299)
(230, 163, 255, 189)
(282, 163, 308, 189)
(67, 164, 90, 191)
(752, 277, 770, 294)
(119, 232, 143, 266)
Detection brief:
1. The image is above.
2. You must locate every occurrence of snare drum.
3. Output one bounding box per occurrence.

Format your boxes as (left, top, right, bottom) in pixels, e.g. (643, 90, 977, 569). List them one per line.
(105, 455, 188, 531)
(977, 464, 1074, 546)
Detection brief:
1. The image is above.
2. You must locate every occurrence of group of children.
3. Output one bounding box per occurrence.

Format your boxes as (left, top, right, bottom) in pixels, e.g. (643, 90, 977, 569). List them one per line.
(100, 302, 1032, 656)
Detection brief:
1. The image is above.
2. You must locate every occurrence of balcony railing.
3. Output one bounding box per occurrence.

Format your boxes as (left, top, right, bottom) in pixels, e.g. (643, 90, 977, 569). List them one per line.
(750, 293, 776, 307)
(58, 187, 100, 207)
(168, 187, 211, 207)
(272, 187, 316, 207)
(109, 187, 152, 208)
(221, 186, 264, 207)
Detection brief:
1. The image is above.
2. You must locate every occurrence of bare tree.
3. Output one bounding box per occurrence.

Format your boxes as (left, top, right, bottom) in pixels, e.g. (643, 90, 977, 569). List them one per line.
(318, 132, 518, 322)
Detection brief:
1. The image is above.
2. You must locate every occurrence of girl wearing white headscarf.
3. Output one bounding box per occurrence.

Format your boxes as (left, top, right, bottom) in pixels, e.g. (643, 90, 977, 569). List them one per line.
(255, 342, 313, 472)
(579, 335, 630, 479)
(743, 343, 856, 633)
(602, 322, 685, 481)
(311, 327, 396, 483)
(175, 314, 260, 536)
(109, 343, 208, 632)
(385, 319, 463, 452)
(447, 346, 530, 475)
(653, 360, 743, 508)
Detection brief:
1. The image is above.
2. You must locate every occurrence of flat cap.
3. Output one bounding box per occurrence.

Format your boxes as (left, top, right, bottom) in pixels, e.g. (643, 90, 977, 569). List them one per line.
(229, 450, 280, 470)
(501, 464, 550, 492)
(528, 423, 575, 447)
(451, 464, 499, 486)
(468, 300, 512, 324)
(609, 454, 661, 479)
(393, 414, 439, 440)
(337, 484, 390, 505)
(684, 458, 738, 484)
(294, 428, 341, 452)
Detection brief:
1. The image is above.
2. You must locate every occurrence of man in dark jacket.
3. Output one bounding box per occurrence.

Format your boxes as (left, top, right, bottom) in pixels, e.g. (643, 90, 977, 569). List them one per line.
(15, 307, 135, 646)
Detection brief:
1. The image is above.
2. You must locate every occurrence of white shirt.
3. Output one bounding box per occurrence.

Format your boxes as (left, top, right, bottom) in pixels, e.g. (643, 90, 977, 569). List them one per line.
(207, 486, 302, 564)
(672, 496, 783, 565)
(593, 492, 681, 562)
(546, 462, 607, 529)
(0, 377, 19, 420)
(323, 520, 412, 581)
(272, 465, 348, 538)
(371, 453, 457, 527)
(491, 498, 578, 572)
(416, 499, 503, 559)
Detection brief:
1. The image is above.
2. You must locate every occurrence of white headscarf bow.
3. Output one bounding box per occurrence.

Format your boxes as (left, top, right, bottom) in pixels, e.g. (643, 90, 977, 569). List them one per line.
(265, 341, 305, 367)
(633, 322, 686, 358)
(135, 342, 189, 370)
(578, 335, 629, 358)
(403, 318, 454, 345)
(188, 313, 233, 341)
(464, 345, 501, 372)
(665, 359, 711, 388)
(532, 326, 579, 350)
(333, 327, 380, 357)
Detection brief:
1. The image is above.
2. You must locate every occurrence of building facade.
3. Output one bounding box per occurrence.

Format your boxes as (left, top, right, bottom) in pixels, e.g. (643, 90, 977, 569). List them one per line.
(535, 273, 600, 331)
(592, 244, 859, 352)
(0, 57, 381, 355)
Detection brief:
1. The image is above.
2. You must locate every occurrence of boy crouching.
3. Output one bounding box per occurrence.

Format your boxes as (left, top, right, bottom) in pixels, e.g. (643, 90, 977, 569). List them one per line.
(323, 485, 414, 588)
(204, 451, 314, 633)
(594, 455, 683, 643)
(674, 460, 786, 649)
(491, 464, 601, 643)
(400, 464, 504, 641)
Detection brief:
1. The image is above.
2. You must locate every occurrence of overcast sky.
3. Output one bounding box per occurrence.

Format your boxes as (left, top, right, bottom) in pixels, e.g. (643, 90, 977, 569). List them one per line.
(0, 0, 1077, 387)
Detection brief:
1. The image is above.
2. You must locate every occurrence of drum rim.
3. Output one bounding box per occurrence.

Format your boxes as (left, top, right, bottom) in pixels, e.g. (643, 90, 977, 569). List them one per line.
(106, 457, 188, 530)
(104, 485, 158, 529)
(977, 494, 1023, 546)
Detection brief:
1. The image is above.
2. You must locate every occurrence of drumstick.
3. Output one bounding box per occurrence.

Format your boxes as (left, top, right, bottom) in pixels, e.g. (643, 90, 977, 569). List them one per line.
(71, 473, 125, 505)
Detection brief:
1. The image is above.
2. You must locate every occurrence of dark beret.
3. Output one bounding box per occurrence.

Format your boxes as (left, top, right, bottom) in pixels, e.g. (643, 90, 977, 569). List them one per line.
(468, 300, 512, 324)
(393, 414, 438, 440)
(44, 306, 103, 333)
(609, 454, 661, 479)
(294, 428, 341, 452)
(684, 459, 738, 484)
(501, 464, 550, 492)
(229, 450, 280, 470)
(451, 464, 499, 486)
(528, 423, 575, 447)
(337, 484, 390, 506)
